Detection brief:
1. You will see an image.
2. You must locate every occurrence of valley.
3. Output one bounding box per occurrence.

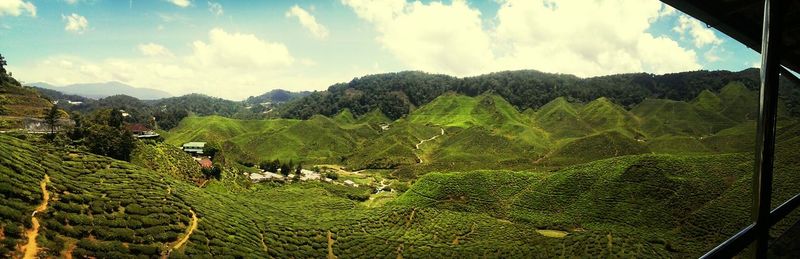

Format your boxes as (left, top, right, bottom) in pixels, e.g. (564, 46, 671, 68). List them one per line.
(1, 70, 799, 258)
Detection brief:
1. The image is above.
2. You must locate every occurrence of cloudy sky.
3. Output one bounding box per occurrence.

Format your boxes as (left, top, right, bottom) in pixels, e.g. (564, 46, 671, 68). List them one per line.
(0, 0, 760, 100)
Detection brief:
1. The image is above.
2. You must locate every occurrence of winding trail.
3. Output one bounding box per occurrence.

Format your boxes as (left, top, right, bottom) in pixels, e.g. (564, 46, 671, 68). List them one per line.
(415, 128, 445, 150)
(21, 174, 50, 259)
(414, 128, 445, 163)
(326, 231, 337, 259)
(164, 209, 198, 258)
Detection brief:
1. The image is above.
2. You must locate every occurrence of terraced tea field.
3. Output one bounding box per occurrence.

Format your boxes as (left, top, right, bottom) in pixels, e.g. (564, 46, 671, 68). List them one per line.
(3, 129, 800, 257)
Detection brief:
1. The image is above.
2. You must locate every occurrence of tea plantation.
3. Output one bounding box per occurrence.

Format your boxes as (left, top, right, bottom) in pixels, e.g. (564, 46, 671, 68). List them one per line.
(2, 79, 799, 257)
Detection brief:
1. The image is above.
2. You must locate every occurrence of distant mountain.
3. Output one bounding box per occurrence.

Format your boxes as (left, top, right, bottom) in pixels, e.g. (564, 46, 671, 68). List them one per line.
(29, 81, 172, 100)
(244, 89, 311, 105)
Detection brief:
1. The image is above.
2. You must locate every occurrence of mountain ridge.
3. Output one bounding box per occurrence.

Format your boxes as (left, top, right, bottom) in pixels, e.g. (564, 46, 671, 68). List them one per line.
(29, 81, 173, 100)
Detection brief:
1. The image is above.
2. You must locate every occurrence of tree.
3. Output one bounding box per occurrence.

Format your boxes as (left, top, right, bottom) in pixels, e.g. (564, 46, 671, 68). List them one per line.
(0, 53, 6, 75)
(69, 112, 86, 140)
(109, 109, 123, 128)
(280, 161, 292, 179)
(293, 162, 303, 181)
(270, 159, 281, 173)
(84, 123, 136, 161)
(45, 105, 60, 136)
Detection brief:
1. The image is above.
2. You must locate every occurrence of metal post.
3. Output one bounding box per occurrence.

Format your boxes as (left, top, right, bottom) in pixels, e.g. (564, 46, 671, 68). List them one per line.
(753, 0, 783, 257)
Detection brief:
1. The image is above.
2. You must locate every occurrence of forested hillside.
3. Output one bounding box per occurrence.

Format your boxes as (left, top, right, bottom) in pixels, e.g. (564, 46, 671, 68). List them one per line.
(277, 69, 764, 120)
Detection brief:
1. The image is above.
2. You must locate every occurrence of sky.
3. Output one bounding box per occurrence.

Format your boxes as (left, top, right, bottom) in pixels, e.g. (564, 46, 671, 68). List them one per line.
(0, 0, 761, 100)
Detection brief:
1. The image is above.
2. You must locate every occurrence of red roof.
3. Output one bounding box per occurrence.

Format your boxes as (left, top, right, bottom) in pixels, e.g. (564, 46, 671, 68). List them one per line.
(198, 158, 213, 168)
(126, 123, 151, 132)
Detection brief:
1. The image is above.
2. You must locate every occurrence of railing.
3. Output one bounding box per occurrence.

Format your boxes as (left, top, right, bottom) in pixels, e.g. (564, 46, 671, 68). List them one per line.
(701, 194, 800, 258)
(700, 0, 800, 257)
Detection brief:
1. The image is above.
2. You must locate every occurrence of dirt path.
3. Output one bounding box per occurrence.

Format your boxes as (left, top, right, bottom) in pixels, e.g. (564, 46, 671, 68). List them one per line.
(21, 174, 50, 259)
(326, 231, 337, 259)
(164, 209, 198, 257)
(414, 128, 445, 163)
(415, 128, 445, 150)
(452, 224, 476, 245)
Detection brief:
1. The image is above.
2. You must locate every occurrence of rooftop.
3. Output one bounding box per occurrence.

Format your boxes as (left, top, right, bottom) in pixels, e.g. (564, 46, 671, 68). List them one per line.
(182, 142, 206, 148)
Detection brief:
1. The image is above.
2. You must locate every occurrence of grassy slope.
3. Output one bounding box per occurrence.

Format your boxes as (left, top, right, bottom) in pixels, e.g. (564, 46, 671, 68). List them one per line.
(1, 134, 676, 258)
(0, 78, 56, 129)
(0, 135, 194, 258)
(395, 148, 800, 256)
(533, 97, 593, 139)
(130, 141, 204, 182)
(632, 98, 736, 137)
(165, 85, 766, 171)
(164, 115, 378, 164)
(578, 97, 641, 138)
(406, 93, 551, 168)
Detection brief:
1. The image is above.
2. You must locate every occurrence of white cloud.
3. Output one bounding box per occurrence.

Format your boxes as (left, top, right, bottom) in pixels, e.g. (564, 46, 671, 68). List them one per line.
(188, 28, 295, 68)
(208, 1, 223, 16)
(138, 43, 174, 57)
(0, 0, 36, 17)
(167, 0, 191, 8)
(493, 0, 700, 76)
(62, 13, 89, 34)
(657, 4, 676, 18)
(13, 28, 311, 100)
(674, 15, 722, 48)
(286, 5, 329, 40)
(343, 0, 700, 77)
(342, 0, 493, 76)
(704, 46, 723, 63)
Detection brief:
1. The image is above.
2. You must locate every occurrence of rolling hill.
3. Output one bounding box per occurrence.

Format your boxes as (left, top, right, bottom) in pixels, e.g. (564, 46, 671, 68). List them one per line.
(0, 76, 60, 130)
(162, 83, 776, 173)
(3, 65, 800, 258)
(30, 81, 172, 100)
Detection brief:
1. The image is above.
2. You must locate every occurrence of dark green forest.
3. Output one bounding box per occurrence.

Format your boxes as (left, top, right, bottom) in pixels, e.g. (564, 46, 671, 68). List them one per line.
(276, 69, 766, 120)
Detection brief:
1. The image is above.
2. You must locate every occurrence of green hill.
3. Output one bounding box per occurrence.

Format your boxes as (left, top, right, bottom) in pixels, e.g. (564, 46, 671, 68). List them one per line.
(332, 108, 357, 125)
(130, 142, 204, 182)
(394, 150, 800, 256)
(164, 115, 378, 164)
(0, 77, 57, 130)
(356, 108, 391, 125)
(409, 93, 550, 149)
(578, 97, 641, 138)
(533, 97, 593, 139)
(542, 130, 649, 165)
(632, 98, 736, 137)
(716, 82, 758, 122)
(0, 134, 196, 258)
(0, 133, 677, 258)
(345, 121, 440, 169)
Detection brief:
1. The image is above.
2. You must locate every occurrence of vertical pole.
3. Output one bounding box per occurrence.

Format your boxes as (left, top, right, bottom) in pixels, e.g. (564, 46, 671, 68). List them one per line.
(754, 0, 782, 257)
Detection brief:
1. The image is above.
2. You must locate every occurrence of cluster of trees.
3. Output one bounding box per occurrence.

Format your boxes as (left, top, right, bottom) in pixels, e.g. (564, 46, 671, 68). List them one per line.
(259, 159, 303, 179)
(34, 92, 251, 130)
(243, 89, 311, 106)
(0, 53, 7, 75)
(67, 108, 137, 161)
(276, 69, 772, 120)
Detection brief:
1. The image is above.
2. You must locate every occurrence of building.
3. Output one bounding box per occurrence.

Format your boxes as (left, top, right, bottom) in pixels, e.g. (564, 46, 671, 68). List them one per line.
(198, 157, 213, 168)
(126, 123, 160, 139)
(182, 142, 206, 155)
